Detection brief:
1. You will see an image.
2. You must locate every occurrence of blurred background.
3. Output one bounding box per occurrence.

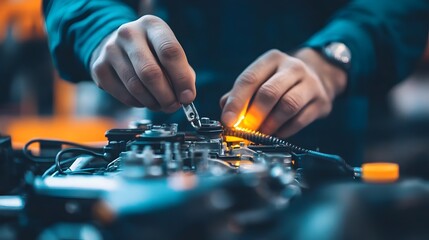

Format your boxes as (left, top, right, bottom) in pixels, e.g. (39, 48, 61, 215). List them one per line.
(0, 0, 428, 168)
(0, 0, 148, 147)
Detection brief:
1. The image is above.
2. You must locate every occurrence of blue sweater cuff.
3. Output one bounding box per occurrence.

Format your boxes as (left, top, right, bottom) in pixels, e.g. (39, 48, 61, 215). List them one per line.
(304, 20, 376, 95)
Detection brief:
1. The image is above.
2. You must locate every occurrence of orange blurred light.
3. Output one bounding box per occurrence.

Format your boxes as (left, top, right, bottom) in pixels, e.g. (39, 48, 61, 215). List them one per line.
(2, 116, 116, 149)
(0, 0, 45, 42)
(241, 113, 260, 129)
(233, 115, 245, 128)
(361, 162, 399, 183)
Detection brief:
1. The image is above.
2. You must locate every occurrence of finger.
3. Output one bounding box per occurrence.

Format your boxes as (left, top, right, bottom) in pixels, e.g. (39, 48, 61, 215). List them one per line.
(91, 60, 143, 107)
(274, 102, 322, 138)
(219, 92, 230, 109)
(258, 81, 316, 135)
(116, 21, 180, 112)
(221, 50, 283, 127)
(143, 16, 196, 104)
(243, 71, 302, 130)
(107, 44, 161, 111)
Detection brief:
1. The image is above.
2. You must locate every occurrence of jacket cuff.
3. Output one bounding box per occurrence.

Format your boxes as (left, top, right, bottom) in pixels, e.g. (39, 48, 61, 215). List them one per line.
(304, 20, 376, 95)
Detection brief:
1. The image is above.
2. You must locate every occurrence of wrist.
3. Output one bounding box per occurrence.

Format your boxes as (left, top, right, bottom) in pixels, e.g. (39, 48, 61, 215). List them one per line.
(294, 48, 347, 100)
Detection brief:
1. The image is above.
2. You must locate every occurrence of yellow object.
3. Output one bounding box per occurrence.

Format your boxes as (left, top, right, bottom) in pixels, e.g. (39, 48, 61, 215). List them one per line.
(361, 162, 399, 183)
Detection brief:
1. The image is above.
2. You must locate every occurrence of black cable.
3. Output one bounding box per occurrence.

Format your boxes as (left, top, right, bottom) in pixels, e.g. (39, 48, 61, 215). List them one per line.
(23, 138, 103, 163)
(224, 127, 354, 173)
(42, 158, 76, 178)
(55, 148, 106, 174)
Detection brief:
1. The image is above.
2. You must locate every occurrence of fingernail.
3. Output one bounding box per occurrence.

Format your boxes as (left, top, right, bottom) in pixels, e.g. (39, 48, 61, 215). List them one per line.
(180, 89, 194, 104)
(222, 111, 237, 127)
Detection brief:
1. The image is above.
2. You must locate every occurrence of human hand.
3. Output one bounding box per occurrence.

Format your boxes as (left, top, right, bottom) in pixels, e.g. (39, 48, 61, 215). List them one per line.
(90, 15, 196, 112)
(220, 48, 347, 138)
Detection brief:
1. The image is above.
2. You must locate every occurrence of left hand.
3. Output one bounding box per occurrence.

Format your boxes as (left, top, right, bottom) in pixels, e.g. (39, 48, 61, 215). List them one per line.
(220, 48, 347, 138)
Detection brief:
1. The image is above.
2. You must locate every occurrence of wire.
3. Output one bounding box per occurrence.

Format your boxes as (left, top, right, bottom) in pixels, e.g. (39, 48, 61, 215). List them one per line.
(224, 127, 310, 153)
(55, 148, 106, 174)
(23, 139, 103, 163)
(42, 158, 76, 178)
(224, 126, 354, 173)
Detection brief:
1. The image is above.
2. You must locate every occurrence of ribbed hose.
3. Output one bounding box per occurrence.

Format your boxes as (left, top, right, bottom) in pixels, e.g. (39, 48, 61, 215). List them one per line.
(224, 127, 354, 175)
(224, 127, 309, 153)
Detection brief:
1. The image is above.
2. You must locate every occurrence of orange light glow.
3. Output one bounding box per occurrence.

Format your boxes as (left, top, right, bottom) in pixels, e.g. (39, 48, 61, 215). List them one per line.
(233, 115, 245, 128)
(2, 116, 116, 149)
(0, 0, 46, 42)
(241, 114, 260, 129)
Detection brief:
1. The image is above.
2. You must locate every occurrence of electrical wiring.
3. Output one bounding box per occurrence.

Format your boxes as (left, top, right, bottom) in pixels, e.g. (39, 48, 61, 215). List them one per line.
(42, 158, 76, 178)
(55, 148, 106, 174)
(225, 127, 354, 174)
(23, 139, 103, 163)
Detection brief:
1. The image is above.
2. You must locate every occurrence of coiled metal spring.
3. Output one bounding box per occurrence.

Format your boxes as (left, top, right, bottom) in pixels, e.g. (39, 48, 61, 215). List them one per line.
(224, 127, 309, 153)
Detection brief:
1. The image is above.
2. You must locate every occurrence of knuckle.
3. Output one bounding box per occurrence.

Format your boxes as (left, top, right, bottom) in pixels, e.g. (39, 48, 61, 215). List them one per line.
(258, 85, 279, 103)
(267, 49, 283, 59)
(128, 50, 143, 62)
(238, 70, 258, 86)
(92, 61, 108, 80)
(280, 94, 302, 114)
(104, 42, 117, 55)
(288, 59, 305, 74)
(125, 76, 142, 93)
(140, 15, 162, 27)
(117, 23, 134, 40)
(138, 64, 162, 83)
(223, 95, 240, 112)
(159, 41, 182, 60)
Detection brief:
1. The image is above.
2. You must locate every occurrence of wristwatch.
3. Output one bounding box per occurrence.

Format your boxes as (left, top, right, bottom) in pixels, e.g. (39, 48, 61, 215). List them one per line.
(316, 42, 352, 72)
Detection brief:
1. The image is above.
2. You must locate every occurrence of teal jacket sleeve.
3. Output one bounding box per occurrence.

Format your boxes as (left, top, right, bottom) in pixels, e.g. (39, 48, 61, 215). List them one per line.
(43, 0, 138, 82)
(305, 0, 429, 95)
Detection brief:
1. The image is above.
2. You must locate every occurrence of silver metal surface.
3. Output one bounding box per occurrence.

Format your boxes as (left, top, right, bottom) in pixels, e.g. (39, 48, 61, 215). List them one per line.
(182, 102, 202, 129)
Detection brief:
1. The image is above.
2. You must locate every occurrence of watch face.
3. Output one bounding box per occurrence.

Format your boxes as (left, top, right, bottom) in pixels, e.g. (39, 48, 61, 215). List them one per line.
(325, 42, 351, 65)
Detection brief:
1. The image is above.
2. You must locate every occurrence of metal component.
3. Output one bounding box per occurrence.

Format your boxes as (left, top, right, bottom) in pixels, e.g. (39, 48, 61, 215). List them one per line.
(128, 119, 152, 129)
(353, 167, 362, 178)
(182, 102, 202, 129)
(224, 127, 309, 153)
(200, 117, 210, 124)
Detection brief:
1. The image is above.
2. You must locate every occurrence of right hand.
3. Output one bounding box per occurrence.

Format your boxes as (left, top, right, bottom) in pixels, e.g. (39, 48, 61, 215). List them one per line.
(90, 15, 196, 112)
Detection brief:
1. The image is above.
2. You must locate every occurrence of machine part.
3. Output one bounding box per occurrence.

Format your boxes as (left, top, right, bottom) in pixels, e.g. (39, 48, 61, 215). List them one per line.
(128, 119, 152, 129)
(224, 127, 309, 153)
(105, 129, 145, 143)
(361, 162, 399, 183)
(132, 124, 184, 153)
(182, 102, 202, 129)
(13, 115, 368, 239)
(196, 118, 223, 139)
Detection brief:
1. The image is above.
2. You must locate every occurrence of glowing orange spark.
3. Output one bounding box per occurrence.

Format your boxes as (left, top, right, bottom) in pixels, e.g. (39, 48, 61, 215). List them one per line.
(233, 115, 245, 128)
